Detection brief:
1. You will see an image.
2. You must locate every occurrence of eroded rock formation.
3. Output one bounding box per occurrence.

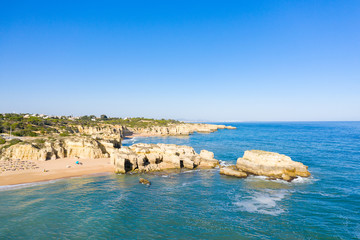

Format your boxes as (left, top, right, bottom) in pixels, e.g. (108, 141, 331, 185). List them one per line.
(77, 125, 124, 146)
(111, 143, 219, 173)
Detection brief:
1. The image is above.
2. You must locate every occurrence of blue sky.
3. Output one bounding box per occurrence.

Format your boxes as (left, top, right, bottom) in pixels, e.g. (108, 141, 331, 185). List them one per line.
(0, 0, 359, 121)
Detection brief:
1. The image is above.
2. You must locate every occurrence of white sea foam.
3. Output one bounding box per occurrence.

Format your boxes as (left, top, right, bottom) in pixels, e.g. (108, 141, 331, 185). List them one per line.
(291, 176, 317, 184)
(219, 160, 233, 167)
(102, 193, 128, 207)
(181, 169, 200, 174)
(318, 191, 338, 197)
(0, 179, 59, 192)
(244, 175, 268, 182)
(122, 137, 137, 145)
(234, 189, 288, 216)
(245, 175, 317, 185)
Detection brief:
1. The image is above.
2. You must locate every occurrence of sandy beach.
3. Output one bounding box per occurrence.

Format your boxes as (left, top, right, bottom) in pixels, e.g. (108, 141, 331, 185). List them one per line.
(0, 158, 114, 186)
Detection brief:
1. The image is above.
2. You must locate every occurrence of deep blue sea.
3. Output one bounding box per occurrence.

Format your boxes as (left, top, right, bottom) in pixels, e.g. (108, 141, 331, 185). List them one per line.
(1, 122, 359, 239)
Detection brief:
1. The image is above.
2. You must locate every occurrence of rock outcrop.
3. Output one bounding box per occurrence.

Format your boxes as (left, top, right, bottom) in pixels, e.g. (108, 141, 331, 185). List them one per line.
(236, 150, 311, 181)
(0, 143, 52, 161)
(111, 143, 219, 173)
(220, 165, 247, 178)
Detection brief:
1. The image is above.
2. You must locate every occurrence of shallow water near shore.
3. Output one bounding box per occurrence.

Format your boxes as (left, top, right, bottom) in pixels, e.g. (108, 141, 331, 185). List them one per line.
(1, 122, 360, 239)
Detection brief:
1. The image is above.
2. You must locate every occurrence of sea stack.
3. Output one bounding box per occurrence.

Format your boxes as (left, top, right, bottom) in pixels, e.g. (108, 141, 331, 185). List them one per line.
(236, 150, 311, 181)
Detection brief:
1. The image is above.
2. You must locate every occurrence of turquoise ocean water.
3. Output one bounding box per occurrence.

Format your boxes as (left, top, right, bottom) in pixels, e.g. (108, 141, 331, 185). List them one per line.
(0, 122, 359, 239)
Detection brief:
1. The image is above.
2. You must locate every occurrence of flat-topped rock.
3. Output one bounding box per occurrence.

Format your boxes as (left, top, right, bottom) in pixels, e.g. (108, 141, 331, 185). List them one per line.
(236, 150, 310, 181)
(220, 165, 247, 178)
(111, 143, 219, 173)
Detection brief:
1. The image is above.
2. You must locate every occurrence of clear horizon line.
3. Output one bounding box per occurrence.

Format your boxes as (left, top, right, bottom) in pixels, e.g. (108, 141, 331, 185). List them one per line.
(185, 120, 360, 123)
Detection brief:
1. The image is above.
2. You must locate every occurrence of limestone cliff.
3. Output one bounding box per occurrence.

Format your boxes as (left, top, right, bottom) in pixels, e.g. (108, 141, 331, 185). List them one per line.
(76, 125, 125, 145)
(73, 123, 235, 139)
(0, 137, 109, 161)
(0, 143, 51, 161)
(128, 123, 236, 136)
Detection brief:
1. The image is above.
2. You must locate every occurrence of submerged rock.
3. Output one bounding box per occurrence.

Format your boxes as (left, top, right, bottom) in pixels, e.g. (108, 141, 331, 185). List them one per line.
(220, 165, 247, 178)
(139, 178, 151, 185)
(236, 150, 310, 181)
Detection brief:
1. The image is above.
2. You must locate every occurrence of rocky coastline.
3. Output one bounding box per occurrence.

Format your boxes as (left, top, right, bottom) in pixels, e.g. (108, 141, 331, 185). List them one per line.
(0, 122, 311, 185)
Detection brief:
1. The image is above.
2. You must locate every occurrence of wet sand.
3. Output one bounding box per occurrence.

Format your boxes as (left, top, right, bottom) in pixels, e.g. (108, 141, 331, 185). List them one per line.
(0, 158, 114, 186)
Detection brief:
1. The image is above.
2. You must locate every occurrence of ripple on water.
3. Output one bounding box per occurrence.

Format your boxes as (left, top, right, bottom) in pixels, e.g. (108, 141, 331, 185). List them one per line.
(0, 180, 60, 192)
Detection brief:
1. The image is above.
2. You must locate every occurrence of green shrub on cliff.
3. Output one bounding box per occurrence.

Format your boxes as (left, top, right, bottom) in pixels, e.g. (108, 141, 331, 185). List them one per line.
(12, 130, 38, 137)
(1, 138, 22, 149)
(32, 138, 46, 148)
(0, 137, 5, 144)
(59, 132, 70, 137)
(0, 113, 183, 137)
(9, 139, 22, 145)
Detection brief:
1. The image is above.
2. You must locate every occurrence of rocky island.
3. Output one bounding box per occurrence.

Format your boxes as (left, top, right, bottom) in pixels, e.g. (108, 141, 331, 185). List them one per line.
(220, 150, 311, 181)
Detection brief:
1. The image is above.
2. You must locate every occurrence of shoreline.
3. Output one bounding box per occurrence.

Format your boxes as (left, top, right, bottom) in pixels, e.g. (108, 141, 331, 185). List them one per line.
(0, 172, 113, 190)
(0, 158, 114, 187)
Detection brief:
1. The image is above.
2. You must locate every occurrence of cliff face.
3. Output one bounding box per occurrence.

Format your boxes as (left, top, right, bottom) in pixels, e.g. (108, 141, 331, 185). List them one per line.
(72, 123, 236, 138)
(1, 143, 51, 161)
(0, 137, 110, 161)
(76, 125, 125, 144)
(128, 123, 236, 136)
(111, 143, 219, 173)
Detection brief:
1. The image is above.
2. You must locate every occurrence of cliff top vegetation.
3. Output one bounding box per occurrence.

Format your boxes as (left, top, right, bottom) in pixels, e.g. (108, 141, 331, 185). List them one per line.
(0, 113, 181, 137)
